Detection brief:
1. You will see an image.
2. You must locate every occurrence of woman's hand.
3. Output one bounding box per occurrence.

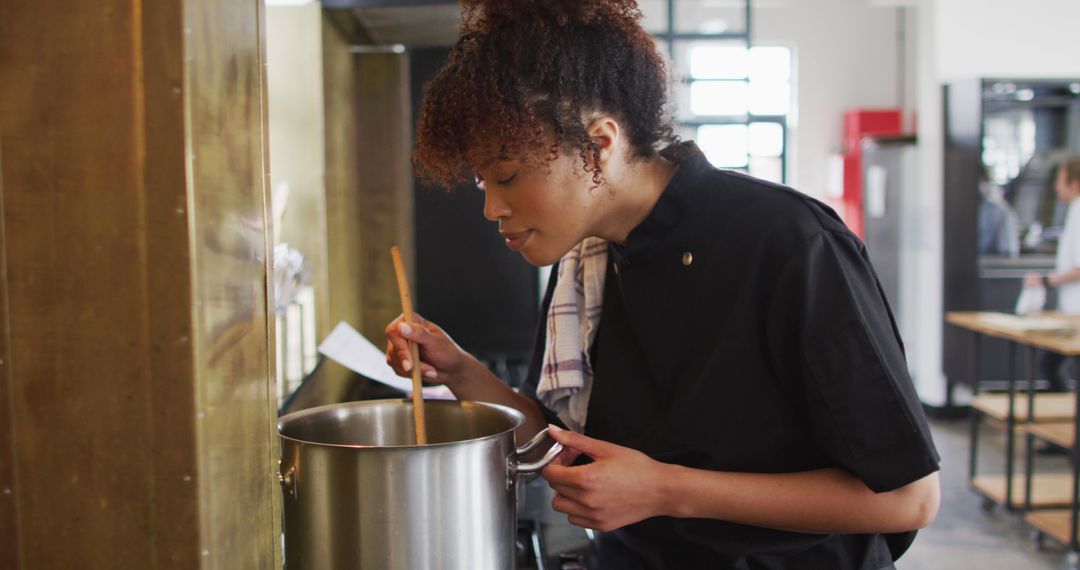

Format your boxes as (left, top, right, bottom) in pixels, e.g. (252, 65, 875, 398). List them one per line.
(385, 315, 549, 439)
(1024, 272, 1044, 288)
(541, 425, 672, 532)
(384, 313, 467, 385)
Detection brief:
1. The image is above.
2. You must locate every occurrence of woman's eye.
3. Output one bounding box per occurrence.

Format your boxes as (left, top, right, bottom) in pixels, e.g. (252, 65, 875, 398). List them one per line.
(497, 174, 517, 185)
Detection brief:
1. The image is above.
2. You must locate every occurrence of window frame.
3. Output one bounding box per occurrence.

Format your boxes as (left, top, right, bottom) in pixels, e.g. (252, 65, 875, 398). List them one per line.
(650, 0, 791, 185)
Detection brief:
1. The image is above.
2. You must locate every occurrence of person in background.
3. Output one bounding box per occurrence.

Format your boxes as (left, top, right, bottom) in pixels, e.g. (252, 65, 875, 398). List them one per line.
(386, 1, 940, 567)
(1026, 156, 1080, 393)
(977, 166, 1020, 257)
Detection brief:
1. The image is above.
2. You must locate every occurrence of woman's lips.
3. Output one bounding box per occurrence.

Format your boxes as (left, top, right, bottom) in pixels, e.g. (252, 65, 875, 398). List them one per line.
(500, 229, 533, 252)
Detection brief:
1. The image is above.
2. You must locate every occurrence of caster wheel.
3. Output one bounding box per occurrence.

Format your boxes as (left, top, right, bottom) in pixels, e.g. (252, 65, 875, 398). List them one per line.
(981, 497, 996, 512)
(1033, 529, 1045, 551)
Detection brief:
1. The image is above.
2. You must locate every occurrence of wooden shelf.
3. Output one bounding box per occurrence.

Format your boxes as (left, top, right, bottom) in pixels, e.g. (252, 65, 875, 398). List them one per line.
(1026, 422, 1076, 449)
(971, 393, 1075, 422)
(972, 473, 1075, 509)
(1026, 510, 1077, 546)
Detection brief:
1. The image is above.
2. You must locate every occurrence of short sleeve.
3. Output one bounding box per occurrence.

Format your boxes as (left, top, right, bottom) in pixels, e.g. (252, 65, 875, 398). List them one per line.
(1067, 205, 1080, 269)
(767, 230, 940, 493)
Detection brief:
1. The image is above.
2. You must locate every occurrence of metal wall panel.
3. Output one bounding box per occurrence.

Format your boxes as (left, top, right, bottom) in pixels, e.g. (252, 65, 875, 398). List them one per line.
(0, 2, 195, 567)
(184, 0, 280, 566)
(0, 0, 280, 567)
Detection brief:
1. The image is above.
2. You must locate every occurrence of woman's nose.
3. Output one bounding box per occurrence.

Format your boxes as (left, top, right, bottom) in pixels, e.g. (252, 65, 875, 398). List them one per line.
(483, 188, 511, 221)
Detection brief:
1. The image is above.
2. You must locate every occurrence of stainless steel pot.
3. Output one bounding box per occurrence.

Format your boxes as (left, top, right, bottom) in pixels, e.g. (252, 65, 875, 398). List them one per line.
(278, 399, 563, 569)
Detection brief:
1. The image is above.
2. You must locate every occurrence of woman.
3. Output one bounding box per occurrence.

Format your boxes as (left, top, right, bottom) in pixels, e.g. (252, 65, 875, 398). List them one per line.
(385, 1, 940, 568)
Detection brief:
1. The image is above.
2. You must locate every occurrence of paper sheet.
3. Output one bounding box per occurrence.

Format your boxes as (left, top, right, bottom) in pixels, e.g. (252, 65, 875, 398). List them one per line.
(317, 321, 455, 400)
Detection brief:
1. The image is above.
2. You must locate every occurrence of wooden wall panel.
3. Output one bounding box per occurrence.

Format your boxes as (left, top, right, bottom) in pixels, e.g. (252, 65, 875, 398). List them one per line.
(184, 0, 280, 567)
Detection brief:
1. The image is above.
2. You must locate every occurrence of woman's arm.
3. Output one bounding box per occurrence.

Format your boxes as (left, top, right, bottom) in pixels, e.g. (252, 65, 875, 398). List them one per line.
(664, 463, 939, 534)
(1048, 267, 1080, 287)
(385, 314, 548, 441)
(1024, 267, 1080, 288)
(440, 351, 549, 442)
(543, 426, 939, 534)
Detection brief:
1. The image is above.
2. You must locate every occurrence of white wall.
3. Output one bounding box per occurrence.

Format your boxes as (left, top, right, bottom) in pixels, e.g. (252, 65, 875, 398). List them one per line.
(755, 1, 904, 198)
(912, 0, 1080, 406)
(266, 4, 330, 381)
(267, 3, 327, 247)
(935, 0, 1080, 82)
(638, 0, 905, 198)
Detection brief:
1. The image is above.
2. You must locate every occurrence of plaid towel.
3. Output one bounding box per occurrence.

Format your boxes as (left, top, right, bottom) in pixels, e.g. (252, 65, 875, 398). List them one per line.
(537, 237, 608, 432)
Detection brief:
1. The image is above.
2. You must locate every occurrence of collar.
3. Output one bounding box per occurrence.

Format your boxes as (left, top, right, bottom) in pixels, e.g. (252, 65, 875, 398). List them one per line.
(609, 141, 712, 265)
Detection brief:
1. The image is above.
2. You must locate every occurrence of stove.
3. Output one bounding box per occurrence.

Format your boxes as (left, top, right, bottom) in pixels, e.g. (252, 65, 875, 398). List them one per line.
(515, 477, 594, 569)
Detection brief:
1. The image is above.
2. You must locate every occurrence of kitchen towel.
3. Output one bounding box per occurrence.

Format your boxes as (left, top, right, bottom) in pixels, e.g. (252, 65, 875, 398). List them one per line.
(536, 237, 607, 432)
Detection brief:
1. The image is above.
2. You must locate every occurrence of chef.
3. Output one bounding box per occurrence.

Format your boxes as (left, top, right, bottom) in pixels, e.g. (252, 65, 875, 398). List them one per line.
(1026, 157, 1080, 395)
(386, 0, 940, 568)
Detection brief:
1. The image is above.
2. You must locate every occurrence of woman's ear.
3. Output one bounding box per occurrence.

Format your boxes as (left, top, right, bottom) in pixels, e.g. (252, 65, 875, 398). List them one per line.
(585, 116, 621, 169)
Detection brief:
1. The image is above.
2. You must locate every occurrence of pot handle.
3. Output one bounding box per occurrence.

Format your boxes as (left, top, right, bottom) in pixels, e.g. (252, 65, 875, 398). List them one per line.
(512, 427, 565, 476)
(278, 460, 297, 498)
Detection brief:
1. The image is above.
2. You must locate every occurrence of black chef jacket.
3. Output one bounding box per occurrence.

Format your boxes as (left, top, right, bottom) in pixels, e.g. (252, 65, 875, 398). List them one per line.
(520, 142, 940, 570)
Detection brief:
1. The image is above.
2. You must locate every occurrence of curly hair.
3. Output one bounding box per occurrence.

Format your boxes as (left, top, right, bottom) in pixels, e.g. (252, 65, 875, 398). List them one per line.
(413, 0, 678, 188)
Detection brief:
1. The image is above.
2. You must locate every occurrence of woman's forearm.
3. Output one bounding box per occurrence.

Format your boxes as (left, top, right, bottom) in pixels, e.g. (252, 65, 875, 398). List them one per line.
(660, 465, 940, 535)
(443, 354, 549, 441)
(1049, 267, 1080, 287)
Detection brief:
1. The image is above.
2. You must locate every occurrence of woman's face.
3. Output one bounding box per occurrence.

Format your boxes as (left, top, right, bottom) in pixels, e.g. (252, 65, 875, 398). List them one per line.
(477, 151, 597, 267)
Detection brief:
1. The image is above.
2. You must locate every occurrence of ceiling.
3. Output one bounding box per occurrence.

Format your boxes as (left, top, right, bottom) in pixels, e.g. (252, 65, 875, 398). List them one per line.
(323, 0, 913, 48)
(348, 3, 462, 47)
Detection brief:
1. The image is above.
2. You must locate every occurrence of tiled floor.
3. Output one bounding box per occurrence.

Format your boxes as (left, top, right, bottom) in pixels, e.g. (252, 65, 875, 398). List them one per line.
(900, 418, 1069, 569)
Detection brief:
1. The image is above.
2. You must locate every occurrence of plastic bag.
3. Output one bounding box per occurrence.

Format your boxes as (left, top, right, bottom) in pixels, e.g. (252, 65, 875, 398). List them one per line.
(1015, 282, 1046, 315)
(274, 243, 309, 313)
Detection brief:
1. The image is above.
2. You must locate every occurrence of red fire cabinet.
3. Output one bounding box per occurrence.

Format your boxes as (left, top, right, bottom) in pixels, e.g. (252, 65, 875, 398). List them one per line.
(832, 109, 904, 238)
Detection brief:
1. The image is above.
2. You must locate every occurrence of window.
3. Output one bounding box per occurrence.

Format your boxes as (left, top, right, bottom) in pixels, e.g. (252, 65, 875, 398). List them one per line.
(642, 1, 793, 185)
(687, 44, 792, 184)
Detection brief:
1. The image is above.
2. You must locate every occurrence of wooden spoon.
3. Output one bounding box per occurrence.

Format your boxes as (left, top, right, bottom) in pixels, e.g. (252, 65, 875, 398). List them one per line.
(390, 246, 428, 445)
